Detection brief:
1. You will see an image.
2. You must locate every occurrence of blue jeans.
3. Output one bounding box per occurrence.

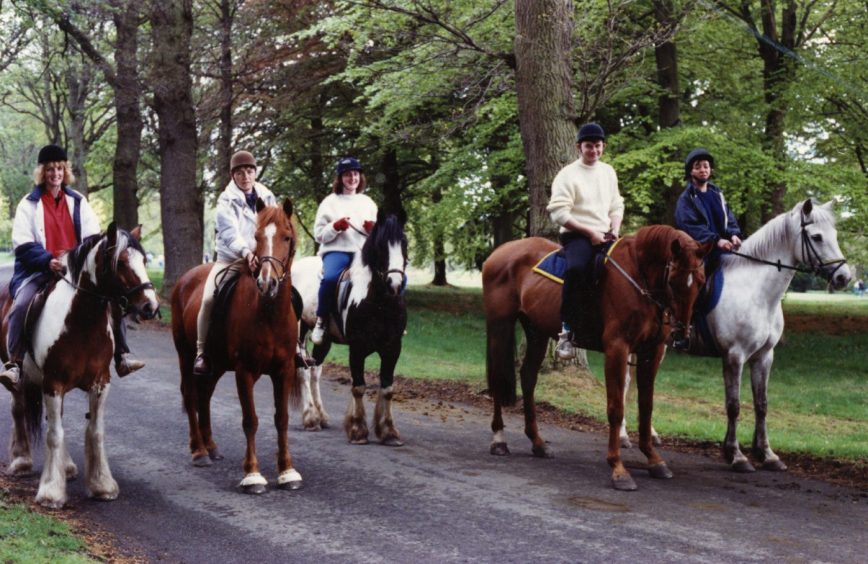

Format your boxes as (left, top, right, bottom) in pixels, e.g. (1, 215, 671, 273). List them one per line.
(316, 251, 353, 318)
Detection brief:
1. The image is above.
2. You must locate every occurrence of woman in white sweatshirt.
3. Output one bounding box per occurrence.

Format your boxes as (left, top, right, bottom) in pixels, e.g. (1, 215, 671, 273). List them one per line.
(310, 157, 378, 344)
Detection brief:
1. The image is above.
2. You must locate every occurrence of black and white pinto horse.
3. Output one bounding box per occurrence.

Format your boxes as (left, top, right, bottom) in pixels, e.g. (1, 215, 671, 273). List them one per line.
(292, 214, 408, 445)
(620, 200, 850, 471)
(0, 225, 159, 507)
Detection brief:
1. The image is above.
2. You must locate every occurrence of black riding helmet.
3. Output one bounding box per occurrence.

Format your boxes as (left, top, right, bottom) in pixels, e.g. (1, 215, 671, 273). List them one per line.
(684, 148, 714, 179)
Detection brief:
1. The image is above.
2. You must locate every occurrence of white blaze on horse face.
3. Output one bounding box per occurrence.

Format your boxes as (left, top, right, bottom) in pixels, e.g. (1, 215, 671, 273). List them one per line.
(128, 248, 159, 310)
(386, 241, 404, 293)
(260, 222, 277, 279)
(687, 273, 693, 288)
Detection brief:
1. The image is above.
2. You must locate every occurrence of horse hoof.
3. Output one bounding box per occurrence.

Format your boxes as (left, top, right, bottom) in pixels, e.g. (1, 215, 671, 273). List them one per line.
(612, 474, 638, 491)
(242, 483, 267, 495)
(7, 460, 33, 476)
(278, 480, 302, 491)
(91, 492, 119, 502)
(532, 445, 554, 458)
(620, 437, 633, 449)
(208, 448, 224, 461)
(652, 435, 662, 447)
(732, 460, 756, 473)
(304, 422, 322, 431)
(762, 459, 788, 472)
(490, 442, 510, 456)
(38, 498, 65, 509)
(648, 462, 673, 479)
(192, 454, 213, 467)
(350, 437, 369, 445)
(381, 436, 404, 447)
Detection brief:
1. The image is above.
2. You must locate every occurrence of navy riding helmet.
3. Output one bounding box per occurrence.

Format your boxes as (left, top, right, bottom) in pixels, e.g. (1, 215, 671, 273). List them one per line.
(336, 157, 363, 176)
(577, 123, 605, 143)
(684, 148, 714, 179)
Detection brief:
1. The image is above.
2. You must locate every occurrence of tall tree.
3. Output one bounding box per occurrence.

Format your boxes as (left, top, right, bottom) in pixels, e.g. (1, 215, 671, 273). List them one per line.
(514, 0, 576, 237)
(150, 0, 200, 297)
(52, 0, 145, 227)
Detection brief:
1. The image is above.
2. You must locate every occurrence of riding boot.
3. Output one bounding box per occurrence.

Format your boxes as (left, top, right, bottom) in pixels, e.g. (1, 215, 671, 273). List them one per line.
(193, 354, 211, 376)
(0, 360, 20, 390)
(311, 316, 327, 345)
(555, 323, 576, 360)
(113, 314, 145, 377)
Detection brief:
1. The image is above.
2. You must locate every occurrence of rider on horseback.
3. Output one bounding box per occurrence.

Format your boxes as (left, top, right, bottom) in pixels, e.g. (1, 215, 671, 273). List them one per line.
(310, 157, 377, 345)
(192, 150, 277, 376)
(674, 148, 743, 275)
(546, 123, 624, 360)
(0, 144, 145, 389)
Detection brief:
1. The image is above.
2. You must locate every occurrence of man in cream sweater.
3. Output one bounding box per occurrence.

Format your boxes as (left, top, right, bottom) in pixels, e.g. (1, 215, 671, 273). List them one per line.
(546, 123, 624, 359)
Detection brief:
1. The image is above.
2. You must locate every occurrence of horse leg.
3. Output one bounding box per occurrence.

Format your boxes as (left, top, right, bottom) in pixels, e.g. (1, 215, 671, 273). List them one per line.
(35, 393, 68, 508)
(309, 363, 330, 428)
(180, 353, 210, 466)
(7, 388, 33, 475)
(84, 383, 119, 501)
(236, 371, 266, 494)
(487, 314, 518, 456)
(622, 354, 661, 448)
(722, 355, 754, 473)
(271, 370, 302, 490)
(604, 344, 637, 491)
(373, 346, 403, 447)
(301, 343, 331, 430)
(749, 350, 787, 471)
(635, 348, 672, 481)
(343, 348, 369, 444)
(198, 375, 224, 462)
(519, 325, 552, 458)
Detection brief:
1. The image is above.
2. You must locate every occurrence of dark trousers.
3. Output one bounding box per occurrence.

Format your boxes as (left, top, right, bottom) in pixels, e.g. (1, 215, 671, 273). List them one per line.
(560, 232, 604, 327)
(6, 273, 132, 366)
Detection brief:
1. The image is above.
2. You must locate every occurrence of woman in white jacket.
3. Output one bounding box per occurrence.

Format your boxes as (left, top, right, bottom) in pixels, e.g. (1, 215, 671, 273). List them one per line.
(310, 157, 377, 345)
(193, 151, 276, 375)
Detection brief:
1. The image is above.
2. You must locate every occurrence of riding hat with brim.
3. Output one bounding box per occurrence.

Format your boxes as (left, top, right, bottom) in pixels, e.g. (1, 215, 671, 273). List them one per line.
(38, 144, 67, 164)
(230, 150, 256, 172)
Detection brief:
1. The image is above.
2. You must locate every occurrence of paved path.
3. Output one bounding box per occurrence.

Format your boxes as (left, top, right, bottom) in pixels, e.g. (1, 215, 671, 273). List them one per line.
(0, 325, 865, 563)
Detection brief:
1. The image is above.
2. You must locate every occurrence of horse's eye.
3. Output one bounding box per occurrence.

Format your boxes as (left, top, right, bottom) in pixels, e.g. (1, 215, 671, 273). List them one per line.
(811, 234, 823, 242)
(284, 236, 290, 242)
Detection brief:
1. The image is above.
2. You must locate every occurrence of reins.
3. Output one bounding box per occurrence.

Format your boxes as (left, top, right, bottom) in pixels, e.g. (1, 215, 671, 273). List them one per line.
(728, 216, 847, 281)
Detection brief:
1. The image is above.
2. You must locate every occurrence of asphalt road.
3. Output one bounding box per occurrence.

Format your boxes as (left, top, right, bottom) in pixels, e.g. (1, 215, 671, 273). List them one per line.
(0, 302, 865, 562)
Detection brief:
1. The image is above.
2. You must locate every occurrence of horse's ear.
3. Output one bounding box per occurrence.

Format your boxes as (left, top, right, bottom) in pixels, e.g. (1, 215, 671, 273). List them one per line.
(255, 197, 266, 213)
(698, 240, 715, 259)
(107, 221, 118, 244)
(801, 198, 813, 217)
(282, 197, 293, 218)
(670, 237, 683, 258)
(130, 224, 142, 241)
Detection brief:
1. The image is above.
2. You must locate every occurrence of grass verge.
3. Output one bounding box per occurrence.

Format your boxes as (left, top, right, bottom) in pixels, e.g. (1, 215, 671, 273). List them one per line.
(0, 489, 93, 563)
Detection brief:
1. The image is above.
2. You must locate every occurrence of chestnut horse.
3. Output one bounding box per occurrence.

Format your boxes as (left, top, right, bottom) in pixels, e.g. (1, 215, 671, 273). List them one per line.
(483, 226, 711, 490)
(0, 224, 159, 508)
(171, 198, 302, 494)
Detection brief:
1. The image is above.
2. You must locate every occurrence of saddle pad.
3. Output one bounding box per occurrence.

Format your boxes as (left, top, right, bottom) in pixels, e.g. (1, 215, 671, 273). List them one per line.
(692, 266, 725, 356)
(532, 250, 566, 284)
(532, 239, 621, 285)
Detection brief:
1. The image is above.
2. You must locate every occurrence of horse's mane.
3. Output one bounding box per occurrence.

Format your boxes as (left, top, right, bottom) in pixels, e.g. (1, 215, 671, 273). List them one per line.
(361, 215, 407, 269)
(739, 199, 835, 258)
(65, 228, 143, 284)
(256, 204, 287, 229)
(634, 225, 684, 264)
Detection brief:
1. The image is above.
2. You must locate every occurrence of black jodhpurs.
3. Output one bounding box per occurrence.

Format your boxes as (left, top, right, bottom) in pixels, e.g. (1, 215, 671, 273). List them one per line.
(559, 232, 605, 326)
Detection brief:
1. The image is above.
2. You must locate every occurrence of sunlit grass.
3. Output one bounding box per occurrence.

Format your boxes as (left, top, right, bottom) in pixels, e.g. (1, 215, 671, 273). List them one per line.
(0, 492, 93, 563)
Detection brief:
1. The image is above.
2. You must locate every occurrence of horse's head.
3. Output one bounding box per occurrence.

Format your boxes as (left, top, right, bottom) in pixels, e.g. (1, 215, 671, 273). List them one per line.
(91, 223, 159, 319)
(635, 226, 712, 347)
(253, 198, 296, 298)
(361, 213, 408, 296)
(792, 199, 850, 289)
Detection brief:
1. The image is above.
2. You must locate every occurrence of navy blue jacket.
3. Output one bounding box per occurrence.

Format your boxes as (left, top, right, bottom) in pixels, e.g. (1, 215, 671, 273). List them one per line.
(674, 182, 741, 245)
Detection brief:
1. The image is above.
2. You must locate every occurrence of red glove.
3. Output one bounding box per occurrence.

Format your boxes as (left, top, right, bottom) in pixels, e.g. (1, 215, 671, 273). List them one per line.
(363, 220, 375, 233)
(333, 218, 349, 231)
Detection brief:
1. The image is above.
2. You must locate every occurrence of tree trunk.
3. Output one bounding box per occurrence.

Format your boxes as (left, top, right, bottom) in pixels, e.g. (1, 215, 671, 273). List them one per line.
(380, 148, 406, 224)
(430, 185, 448, 286)
(216, 0, 234, 192)
(514, 0, 576, 237)
(150, 0, 201, 298)
(112, 6, 142, 229)
(65, 63, 89, 195)
(653, 0, 680, 130)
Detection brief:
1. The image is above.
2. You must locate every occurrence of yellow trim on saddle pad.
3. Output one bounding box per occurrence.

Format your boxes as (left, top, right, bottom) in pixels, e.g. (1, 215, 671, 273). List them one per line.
(532, 250, 565, 285)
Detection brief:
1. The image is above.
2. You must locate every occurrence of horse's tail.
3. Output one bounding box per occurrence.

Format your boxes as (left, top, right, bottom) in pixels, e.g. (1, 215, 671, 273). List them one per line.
(486, 316, 517, 407)
(21, 376, 43, 445)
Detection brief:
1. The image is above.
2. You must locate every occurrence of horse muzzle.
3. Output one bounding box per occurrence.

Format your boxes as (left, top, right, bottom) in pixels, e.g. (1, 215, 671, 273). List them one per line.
(256, 274, 280, 299)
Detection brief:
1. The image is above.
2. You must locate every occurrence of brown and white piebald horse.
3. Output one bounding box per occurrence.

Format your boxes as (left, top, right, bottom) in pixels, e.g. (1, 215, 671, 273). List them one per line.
(0, 224, 159, 508)
(482, 226, 711, 490)
(171, 198, 302, 494)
